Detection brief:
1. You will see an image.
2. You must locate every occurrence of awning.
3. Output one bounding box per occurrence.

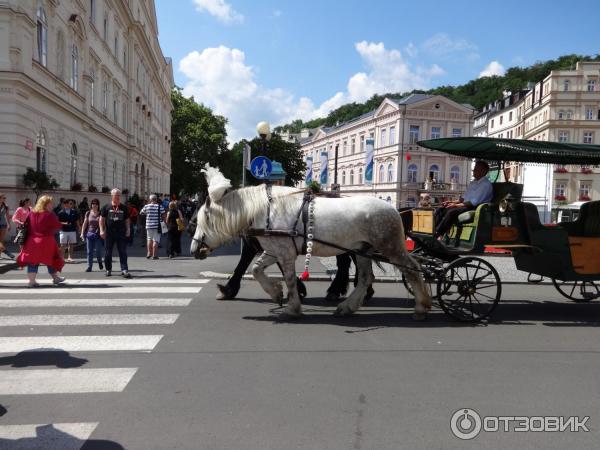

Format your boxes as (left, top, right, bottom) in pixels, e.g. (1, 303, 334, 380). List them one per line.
(416, 137, 600, 165)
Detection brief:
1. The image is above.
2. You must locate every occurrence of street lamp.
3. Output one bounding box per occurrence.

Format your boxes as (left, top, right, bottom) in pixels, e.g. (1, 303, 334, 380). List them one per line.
(256, 121, 272, 155)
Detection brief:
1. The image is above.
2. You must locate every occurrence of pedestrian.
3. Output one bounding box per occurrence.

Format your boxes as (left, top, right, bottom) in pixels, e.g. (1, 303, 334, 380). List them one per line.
(138, 199, 147, 246)
(0, 193, 13, 258)
(80, 198, 104, 272)
(140, 194, 166, 259)
(57, 199, 80, 262)
(53, 198, 64, 216)
(126, 201, 138, 246)
(78, 196, 89, 218)
(99, 188, 132, 278)
(166, 201, 184, 258)
(16, 195, 66, 287)
(12, 198, 32, 253)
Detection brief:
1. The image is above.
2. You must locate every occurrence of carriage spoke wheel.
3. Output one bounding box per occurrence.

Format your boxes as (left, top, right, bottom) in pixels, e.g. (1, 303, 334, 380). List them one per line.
(437, 257, 501, 322)
(552, 279, 600, 302)
(401, 248, 444, 298)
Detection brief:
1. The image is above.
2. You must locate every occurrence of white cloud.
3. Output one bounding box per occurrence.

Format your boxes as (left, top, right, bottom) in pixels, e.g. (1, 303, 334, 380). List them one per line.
(422, 33, 478, 59)
(192, 0, 243, 24)
(405, 42, 418, 58)
(479, 60, 506, 78)
(179, 41, 444, 142)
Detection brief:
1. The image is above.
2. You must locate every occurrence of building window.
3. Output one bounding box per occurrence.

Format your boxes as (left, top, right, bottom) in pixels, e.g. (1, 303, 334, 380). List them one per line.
(70, 144, 78, 186)
(587, 80, 596, 92)
(341, 171, 346, 185)
(558, 110, 564, 120)
(113, 97, 118, 123)
(450, 165, 460, 183)
(103, 13, 108, 40)
(36, 6, 48, 67)
(583, 132, 594, 144)
(580, 182, 591, 199)
(360, 135, 365, 152)
(566, 110, 573, 119)
(509, 111, 513, 121)
(343, 140, 347, 155)
(89, 68, 96, 107)
(491, 119, 494, 128)
(407, 164, 418, 183)
(555, 183, 566, 197)
(409, 125, 420, 144)
(380, 129, 386, 148)
(121, 164, 126, 189)
(70, 44, 78, 91)
(586, 108, 594, 120)
(379, 164, 385, 183)
(102, 155, 107, 186)
(387, 163, 393, 182)
(349, 169, 354, 185)
(431, 126, 441, 139)
(563, 80, 570, 91)
(452, 128, 462, 138)
(389, 126, 395, 145)
(90, 0, 95, 24)
(351, 138, 355, 154)
(112, 160, 117, 187)
(102, 81, 108, 114)
(558, 131, 569, 143)
(429, 164, 440, 182)
(88, 151, 94, 186)
(358, 168, 363, 184)
(114, 33, 119, 56)
(36, 130, 47, 173)
(500, 115, 504, 125)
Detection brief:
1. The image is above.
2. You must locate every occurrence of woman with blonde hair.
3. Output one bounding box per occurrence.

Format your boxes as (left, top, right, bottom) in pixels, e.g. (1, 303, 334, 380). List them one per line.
(166, 200, 184, 258)
(17, 195, 66, 287)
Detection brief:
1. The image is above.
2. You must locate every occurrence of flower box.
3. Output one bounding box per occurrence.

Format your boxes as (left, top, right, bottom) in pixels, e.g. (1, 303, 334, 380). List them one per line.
(581, 168, 593, 174)
(579, 195, 591, 201)
(554, 167, 568, 173)
(554, 195, 567, 201)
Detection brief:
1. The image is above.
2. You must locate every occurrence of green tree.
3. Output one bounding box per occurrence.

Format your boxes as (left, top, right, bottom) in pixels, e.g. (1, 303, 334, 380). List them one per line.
(22, 168, 59, 199)
(230, 134, 306, 187)
(170, 87, 229, 195)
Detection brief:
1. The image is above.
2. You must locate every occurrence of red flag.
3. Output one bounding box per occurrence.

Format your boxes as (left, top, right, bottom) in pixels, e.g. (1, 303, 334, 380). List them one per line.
(406, 153, 411, 161)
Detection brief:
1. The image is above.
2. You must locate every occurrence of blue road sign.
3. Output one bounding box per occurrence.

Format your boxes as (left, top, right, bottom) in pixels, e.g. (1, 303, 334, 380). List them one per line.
(250, 156, 272, 179)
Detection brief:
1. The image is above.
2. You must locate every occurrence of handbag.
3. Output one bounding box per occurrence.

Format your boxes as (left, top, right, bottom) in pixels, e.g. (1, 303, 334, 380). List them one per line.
(176, 217, 185, 232)
(14, 216, 29, 245)
(160, 221, 168, 234)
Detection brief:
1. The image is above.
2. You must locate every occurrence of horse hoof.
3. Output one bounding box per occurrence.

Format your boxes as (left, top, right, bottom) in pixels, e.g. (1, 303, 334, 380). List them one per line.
(325, 292, 342, 303)
(412, 312, 428, 321)
(333, 305, 353, 317)
(276, 311, 302, 322)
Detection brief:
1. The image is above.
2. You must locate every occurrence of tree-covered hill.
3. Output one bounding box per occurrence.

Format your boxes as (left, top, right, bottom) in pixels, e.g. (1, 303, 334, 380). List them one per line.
(274, 54, 600, 135)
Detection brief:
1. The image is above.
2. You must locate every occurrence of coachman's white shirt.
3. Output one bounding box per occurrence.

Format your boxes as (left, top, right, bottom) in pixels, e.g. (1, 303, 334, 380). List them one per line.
(463, 177, 493, 207)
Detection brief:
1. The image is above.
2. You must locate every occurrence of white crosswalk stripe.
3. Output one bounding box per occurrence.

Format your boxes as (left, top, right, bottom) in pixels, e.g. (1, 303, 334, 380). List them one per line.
(0, 277, 212, 447)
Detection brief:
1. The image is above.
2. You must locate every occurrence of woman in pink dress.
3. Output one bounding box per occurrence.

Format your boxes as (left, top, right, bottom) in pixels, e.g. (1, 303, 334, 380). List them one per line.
(17, 195, 66, 288)
(12, 198, 31, 251)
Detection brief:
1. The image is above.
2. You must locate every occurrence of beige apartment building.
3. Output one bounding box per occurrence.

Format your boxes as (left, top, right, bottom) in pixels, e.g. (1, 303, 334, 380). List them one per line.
(293, 94, 474, 208)
(0, 0, 173, 210)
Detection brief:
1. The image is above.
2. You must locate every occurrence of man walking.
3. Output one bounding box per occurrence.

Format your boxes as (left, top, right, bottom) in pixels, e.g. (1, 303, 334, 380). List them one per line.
(99, 189, 131, 278)
(140, 194, 166, 260)
(57, 199, 80, 262)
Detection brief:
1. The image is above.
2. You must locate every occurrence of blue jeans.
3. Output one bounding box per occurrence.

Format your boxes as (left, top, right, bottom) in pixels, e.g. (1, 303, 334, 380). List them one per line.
(27, 265, 56, 274)
(104, 232, 128, 272)
(86, 236, 104, 269)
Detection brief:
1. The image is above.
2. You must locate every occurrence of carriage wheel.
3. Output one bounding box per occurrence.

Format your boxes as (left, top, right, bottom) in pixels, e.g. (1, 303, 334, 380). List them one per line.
(401, 248, 444, 298)
(437, 257, 501, 322)
(552, 279, 600, 302)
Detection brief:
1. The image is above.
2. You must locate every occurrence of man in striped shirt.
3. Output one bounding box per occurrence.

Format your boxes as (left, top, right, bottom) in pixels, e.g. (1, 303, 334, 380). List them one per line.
(140, 194, 166, 259)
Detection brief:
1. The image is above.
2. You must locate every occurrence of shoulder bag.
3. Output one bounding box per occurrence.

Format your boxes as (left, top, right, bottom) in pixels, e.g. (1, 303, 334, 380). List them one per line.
(14, 214, 30, 245)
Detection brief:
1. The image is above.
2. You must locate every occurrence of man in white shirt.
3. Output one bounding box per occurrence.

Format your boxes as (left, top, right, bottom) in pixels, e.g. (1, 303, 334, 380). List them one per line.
(434, 160, 493, 237)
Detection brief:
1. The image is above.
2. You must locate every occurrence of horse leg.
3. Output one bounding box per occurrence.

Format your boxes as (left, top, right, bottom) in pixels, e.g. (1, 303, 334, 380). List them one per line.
(216, 237, 259, 300)
(251, 252, 283, 305)
(334, 255, 374, 316)
(351, 253, 375, 303)
(278, 255, 304, 320)
(391, 251, 432, 320)
(325, 253, 351, 302)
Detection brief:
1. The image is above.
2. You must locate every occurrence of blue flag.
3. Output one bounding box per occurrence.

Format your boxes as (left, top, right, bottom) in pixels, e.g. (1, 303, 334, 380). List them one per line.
(320, 151, 328, 186)
(305, 157, 313, 184)
(365, 138, 374, 185)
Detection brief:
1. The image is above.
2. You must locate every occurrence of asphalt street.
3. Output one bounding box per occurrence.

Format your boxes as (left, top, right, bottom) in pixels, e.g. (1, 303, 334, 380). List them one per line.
(0, 238, 599, 449)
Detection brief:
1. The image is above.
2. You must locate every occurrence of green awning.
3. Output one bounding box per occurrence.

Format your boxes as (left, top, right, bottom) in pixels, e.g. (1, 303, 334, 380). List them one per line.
(416, 137, 600, 165)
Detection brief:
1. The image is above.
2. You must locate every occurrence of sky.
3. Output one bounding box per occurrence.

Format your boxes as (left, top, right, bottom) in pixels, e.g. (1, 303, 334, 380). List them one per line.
(155, 0, 599, 143)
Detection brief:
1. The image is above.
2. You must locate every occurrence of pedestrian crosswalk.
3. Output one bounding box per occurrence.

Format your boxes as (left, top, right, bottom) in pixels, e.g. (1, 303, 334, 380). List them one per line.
(0, 276, 210, 448)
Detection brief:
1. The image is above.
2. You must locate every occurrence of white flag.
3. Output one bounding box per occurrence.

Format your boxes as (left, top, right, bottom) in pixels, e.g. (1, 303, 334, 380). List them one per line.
(243, 143, 252, 171)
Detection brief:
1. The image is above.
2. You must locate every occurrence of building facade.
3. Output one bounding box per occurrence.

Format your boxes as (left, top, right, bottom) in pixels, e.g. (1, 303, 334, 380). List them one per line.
(0, 0, 173, 209)
(295, 94, 474, 208)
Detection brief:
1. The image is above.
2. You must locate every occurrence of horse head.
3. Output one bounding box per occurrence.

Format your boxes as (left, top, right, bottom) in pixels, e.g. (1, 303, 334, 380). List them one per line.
(190, 164, 232, 259)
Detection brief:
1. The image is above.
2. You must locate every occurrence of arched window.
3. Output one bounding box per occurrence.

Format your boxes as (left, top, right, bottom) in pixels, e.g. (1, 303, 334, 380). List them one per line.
(90, 68, 95, 107)
(358, 167, 363, 184)
(407, 164, 418, 183)
(70, 144, 78, 186)
(379, 164, 385, 183)
(70, 44, 78, 91)
(450, 165, 460, 183)
(36, 6, 48, 67)
(341, 171, 346, 185)
(112, 160, 117, 187)
(102, 155, 107, 186)
(349, 169, 354, 185)
(36, 130, 47, 173)
(88, 151, 94, 186)
(387, 163, 394, 182)
(429, 164, 440, 182)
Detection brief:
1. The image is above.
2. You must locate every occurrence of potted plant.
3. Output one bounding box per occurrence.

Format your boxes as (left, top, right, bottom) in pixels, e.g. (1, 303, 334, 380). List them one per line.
(554, 167, 568, 173)
(581, 168, 593, 174)
(101, 186, 110, 193)
(579, 195, 591, 201)
(88, 184, 98, 192)
(22, 168, 60, 199)
(554, 194, 567, 202)
(71, 182, 83, 191)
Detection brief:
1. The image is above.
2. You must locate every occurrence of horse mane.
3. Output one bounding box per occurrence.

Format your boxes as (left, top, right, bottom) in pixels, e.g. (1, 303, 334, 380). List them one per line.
(199, 184, 303, 243)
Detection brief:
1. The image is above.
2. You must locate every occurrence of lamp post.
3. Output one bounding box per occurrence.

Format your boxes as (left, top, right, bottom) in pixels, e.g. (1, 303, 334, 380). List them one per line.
(256, 121, 271, 155)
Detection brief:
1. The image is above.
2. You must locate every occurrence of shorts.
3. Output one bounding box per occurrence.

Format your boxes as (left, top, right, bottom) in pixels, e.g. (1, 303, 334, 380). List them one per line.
(146, 228, 161, 243)
(59, 231, 77, 244)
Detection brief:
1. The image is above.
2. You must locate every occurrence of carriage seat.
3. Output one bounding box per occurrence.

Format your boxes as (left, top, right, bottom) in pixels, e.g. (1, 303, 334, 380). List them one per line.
(560, 200, 600, 237)
(456, 182, 524, 225)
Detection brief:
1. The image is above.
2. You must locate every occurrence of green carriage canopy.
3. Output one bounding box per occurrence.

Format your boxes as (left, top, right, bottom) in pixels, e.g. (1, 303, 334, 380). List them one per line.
(416, 137, 600, 165)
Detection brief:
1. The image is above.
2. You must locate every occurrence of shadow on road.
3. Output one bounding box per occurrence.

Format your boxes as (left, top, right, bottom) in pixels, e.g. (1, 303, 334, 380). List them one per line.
(0, 349, 88, 368)
(0, 424, 124, 450)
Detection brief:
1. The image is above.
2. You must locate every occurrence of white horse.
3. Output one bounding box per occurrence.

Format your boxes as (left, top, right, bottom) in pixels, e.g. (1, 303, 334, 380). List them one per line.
(191, 165, 431, 320)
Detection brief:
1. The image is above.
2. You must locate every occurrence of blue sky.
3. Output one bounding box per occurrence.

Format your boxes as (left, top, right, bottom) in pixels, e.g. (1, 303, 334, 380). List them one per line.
(155, 0, 599, 142)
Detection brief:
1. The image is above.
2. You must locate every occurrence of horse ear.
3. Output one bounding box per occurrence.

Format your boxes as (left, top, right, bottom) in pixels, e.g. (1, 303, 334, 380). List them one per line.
(201, 163, 232, 203)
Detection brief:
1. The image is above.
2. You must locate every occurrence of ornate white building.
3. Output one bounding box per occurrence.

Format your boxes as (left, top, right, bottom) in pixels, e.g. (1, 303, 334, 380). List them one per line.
(0, 0, 173, 208)
(295, 94, 474, 208)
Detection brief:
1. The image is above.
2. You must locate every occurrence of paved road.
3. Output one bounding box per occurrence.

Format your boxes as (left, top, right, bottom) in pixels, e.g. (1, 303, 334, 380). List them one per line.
(0, 241, 599, 449)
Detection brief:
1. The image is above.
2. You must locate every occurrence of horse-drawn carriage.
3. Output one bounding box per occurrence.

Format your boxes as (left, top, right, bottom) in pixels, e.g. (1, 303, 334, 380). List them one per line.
(403, 137, 600, 322)
(191, 138, 600, 323)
